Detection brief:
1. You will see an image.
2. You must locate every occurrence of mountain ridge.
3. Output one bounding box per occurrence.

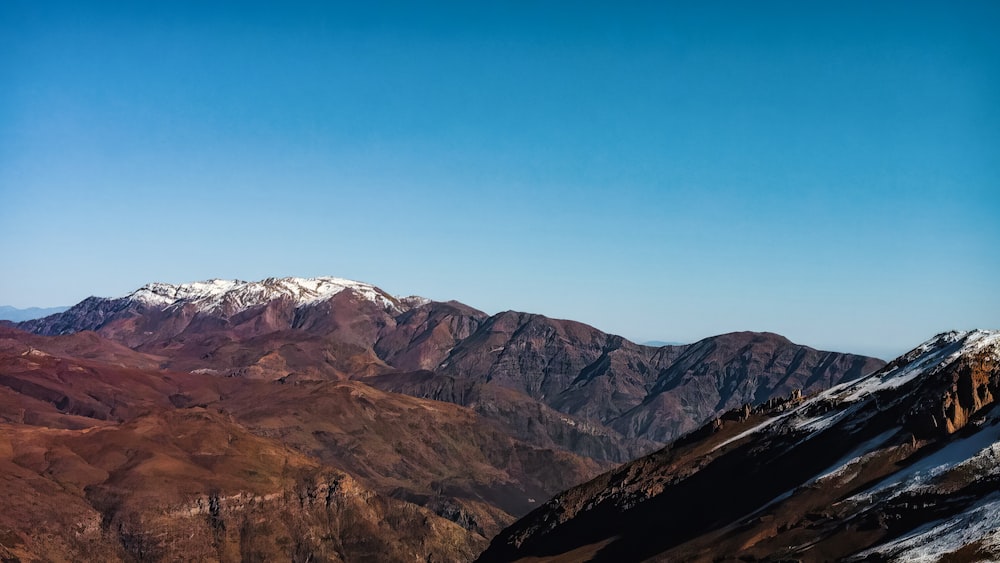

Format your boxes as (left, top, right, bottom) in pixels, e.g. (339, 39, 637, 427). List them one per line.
(16, 275, 886, 451)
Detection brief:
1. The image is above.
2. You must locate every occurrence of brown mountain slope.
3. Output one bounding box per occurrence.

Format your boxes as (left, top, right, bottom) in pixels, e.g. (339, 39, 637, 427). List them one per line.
(0, 409, 484, 563)
(0, 327, 604, 555)
(20, 288, 405, 380)
(374, 300, 489, 371)
(0, 327, 231, 428)
(436, 314, 883, 443)
(366, 370, 658, 463)
(218, 377, 606, 538)
(606, 331, 884, 441)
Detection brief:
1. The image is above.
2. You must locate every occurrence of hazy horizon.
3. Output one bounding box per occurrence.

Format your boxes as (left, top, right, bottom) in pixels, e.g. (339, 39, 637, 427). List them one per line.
(2, 1, 997, 361)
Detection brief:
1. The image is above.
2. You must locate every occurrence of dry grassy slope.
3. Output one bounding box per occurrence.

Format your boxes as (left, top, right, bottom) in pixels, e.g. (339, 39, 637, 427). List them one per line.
(0, 329, 232, 428)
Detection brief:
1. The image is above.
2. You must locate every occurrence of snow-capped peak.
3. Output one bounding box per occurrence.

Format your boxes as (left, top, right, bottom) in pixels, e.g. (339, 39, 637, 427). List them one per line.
(127, 276, 419, 315)
(821, 329, 1000, 404)
(714, 329, 1000, 448)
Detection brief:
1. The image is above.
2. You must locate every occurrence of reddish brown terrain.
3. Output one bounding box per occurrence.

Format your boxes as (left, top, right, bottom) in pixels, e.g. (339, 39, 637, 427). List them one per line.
(19, 278, 883, 461)
(0, 326, 597, 561)
(6, 277, 891, 561)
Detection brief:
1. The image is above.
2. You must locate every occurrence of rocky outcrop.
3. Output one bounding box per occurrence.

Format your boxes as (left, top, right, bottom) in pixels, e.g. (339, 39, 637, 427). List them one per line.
(906, 335, 1000, 438)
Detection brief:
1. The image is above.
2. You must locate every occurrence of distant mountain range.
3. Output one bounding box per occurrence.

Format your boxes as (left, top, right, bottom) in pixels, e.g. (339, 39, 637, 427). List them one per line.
(0, 305, 68, 322)
(8, 275, 992, 561)
(641, 340, 685, 347)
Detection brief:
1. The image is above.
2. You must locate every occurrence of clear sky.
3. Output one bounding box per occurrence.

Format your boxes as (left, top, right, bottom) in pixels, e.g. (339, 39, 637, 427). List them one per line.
(1, 1, 997, 359)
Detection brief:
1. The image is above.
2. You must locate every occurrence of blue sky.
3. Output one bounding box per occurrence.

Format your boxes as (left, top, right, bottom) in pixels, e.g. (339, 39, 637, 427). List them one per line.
(1, 1, 997, 358)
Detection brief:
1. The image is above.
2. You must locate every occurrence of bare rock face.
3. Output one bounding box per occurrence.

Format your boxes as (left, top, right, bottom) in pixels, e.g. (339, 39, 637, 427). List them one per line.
(477, 330, 1000, 563)
(374, 301, 489, 371)
(906, 337, 999, 438)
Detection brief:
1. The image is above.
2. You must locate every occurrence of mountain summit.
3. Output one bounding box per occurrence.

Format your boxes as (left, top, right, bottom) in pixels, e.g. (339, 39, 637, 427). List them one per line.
(127, 276, 427, 314)
(23, 276, 424, 332)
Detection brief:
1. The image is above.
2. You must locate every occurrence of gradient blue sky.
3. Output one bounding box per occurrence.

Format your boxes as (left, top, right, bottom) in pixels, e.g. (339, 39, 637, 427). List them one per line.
(2, 1, 997, 358)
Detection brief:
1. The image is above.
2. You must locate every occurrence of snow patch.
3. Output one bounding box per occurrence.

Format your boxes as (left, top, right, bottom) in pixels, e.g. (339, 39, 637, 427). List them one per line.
(810, 427, 901, 484)
(854, 493, 1000, 562)
(710, 411, 794, 452)
(853, 404, 1000, 501)
(829, 330, 1000, 403)
(126, 276, 421, 316)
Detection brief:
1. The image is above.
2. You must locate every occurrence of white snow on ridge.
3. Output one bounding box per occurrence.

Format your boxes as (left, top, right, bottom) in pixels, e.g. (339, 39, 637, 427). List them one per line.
(850, 404, 1000, 502)
(802, 330, 1000, 409)
(710, 330, 1000, 453)
(127, 276, 420, 315)
(854, 493, 1000, 562)
(810, 427, 901, 485)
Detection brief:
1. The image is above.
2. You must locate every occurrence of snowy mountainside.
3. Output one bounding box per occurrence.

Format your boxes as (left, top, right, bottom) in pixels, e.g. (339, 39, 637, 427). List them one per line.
(17, 276, 426, 337)
(127, 276, 414, 314)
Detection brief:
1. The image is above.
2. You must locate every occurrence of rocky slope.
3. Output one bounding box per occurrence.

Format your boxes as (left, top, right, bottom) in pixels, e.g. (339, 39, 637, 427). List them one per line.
(366, 370, 659, 463)
(477, 329, 1000, 562)
(434, 313, 882, 443)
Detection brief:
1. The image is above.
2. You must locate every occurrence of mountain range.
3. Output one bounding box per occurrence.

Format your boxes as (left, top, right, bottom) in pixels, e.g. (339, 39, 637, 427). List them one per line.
(17, 277, 883, 453)
(4, 276, 994, 561)
(479, 329, 1000, 562)
(0, 305, 69, 322)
